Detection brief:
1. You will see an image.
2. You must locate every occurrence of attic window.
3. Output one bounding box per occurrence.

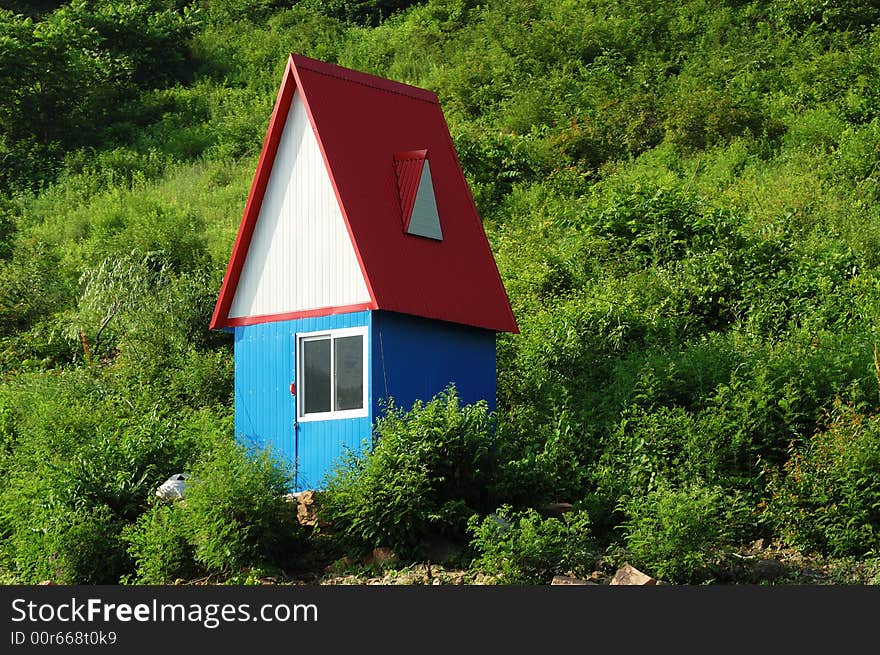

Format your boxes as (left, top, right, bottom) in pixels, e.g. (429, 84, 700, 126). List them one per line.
(394, 150, 443, 241)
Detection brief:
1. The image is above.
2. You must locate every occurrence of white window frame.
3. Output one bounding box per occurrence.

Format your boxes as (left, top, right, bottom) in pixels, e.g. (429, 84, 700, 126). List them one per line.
(296, 325, 369, 422)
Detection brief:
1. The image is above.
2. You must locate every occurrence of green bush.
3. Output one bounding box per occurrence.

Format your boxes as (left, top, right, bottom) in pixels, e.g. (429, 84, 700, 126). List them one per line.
(619, 479, 753, 583)
(0, 1, 199, 192)
(767, 401, 880, 557)
(122, 502, 196, 584)
(308, 0, 425, 27)
(468, 506, 598, 584)
(123, 439, 304, 581)
(181, 440, 302, 575)
(6, 503, 129, 585)
(491, 409, 594, 507)
(664, 83, 773, 151)
(0, 365, 233, 583)
(320, 387, 494, 558)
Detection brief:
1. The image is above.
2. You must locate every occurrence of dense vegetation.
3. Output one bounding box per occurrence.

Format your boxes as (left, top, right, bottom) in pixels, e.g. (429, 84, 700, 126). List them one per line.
(1, 0, 880, 584)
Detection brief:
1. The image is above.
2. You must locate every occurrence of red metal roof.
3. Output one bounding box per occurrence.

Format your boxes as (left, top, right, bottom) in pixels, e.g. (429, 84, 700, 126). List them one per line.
(211, 54, 518, 334)
(393, 150, 427, 232)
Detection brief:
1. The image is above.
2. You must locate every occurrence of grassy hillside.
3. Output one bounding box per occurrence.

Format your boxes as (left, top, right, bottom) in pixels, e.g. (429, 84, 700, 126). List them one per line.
(1, 0, 880, 584)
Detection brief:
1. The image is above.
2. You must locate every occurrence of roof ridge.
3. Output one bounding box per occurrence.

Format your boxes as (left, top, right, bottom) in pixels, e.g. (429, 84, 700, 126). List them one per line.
(291, 54, 439, 105)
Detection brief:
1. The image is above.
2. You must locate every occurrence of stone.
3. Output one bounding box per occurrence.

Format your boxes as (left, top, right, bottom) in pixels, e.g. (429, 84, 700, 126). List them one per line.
(551, 575, 597, 585)
(609, 563, 657, 586)
(293, 490, 318, 526)
(471, 572, 498, 585)
(155, 473, 189, 501)
(486, 513, 511, 532)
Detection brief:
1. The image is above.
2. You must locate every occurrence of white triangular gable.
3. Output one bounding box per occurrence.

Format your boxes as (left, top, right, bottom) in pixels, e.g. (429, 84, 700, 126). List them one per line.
(406, 160, 443, 240)
(228, 91, 371, 319)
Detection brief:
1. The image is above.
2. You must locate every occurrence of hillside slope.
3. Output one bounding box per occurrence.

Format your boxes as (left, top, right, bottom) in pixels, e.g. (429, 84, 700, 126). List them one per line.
(1, 0, 879, 584)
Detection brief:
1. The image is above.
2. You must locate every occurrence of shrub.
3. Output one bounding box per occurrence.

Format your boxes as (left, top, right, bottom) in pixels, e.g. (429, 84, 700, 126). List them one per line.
(0, 364, 227, 583)
(491, 409, 594, 507)
(619, 479, 753, 583)
(123, 439, 303, 581)
(468, 506, 598, 584)
(767, 401, 880, 557)
(181, 440, 302, 575)
(320, 387, 495, 558)
(664, 84, 771, 151)
(308, 0, 425, 27)
(7, 503, 129, 585)
(122, 502, 196, 584)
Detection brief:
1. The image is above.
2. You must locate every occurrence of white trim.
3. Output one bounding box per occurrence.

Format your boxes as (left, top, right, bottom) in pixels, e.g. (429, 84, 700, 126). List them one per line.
(296, 326, 369, 422)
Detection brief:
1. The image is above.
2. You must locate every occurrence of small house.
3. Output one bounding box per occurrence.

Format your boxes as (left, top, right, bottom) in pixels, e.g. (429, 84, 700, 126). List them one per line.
(211, 54, 518, 490)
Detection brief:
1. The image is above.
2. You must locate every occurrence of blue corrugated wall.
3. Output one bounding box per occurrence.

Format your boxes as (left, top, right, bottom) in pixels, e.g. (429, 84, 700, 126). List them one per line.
(371, 310, 497, 413)
(234, 309, 497, 490)
(234, 311, 372, 491)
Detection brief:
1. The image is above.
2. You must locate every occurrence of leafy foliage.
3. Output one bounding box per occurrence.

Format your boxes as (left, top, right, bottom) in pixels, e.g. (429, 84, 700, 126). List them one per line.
(468, 506, 598, 584)
(619, 479, 754, 583)
(0, 1, 200, 190)
(305, 0, 425, 26)
(122, 502, 197, 584)
(182, 440, 301, 574)
(124, 439, 304, 582)
(767, 400, 880, 558)
(320, 387, 494, 557)
(3, 0, 880, 583)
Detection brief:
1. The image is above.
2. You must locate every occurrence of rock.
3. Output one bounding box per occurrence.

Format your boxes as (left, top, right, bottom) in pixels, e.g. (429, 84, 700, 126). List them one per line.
(293, 490, 318, 526)
(609, 563, 657, 586)
(551, 575, 597, 585)
(155, 473, 189, 501)
(540, 502, 575, 518)
(363, 546, 397, 567)
(472, 573, 498, 585)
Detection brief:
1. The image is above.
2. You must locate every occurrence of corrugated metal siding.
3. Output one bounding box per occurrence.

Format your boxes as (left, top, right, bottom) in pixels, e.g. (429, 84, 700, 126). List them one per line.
(234, 311, 372, 491)
(234, 321, 295, 474)
(228, 90, 370, 320)
(290, 56, 519, 333)
(371, 310, 496, 414)
(393, 151, 425, 229)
